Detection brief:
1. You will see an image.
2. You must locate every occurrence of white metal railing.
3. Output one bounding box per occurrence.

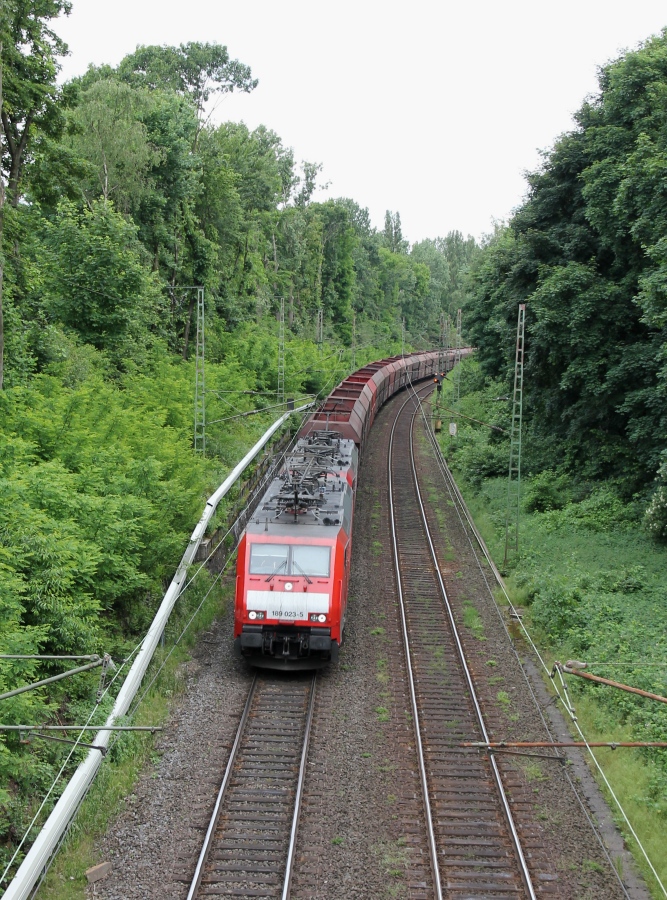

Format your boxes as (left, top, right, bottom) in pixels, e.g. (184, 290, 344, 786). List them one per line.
(4, 403, 312, 900)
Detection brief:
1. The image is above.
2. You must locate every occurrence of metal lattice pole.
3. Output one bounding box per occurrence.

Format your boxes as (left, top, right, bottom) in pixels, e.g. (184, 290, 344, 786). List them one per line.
(194, 287, 206, 456)
(317, 307, 323, 352)
(401, 318, 405, 357)
(504, 303, 527, 566)
(455, 307, 462, 405)
(351, 310, 357, 372)
(438, 312, 445, 373)
(277, 298, 286, 406)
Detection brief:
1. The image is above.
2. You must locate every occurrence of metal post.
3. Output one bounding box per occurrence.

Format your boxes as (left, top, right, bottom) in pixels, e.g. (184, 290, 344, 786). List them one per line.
(438, 312, 445, 373)
(455, 308, 462, 406)
(317, 307, 323, 352)
(351, 311, 356, 372)
(504, 303, 526, 567)
(277, 298, 286, 407)
(401, 318, 405, 357)
(194, 287, 206, 456)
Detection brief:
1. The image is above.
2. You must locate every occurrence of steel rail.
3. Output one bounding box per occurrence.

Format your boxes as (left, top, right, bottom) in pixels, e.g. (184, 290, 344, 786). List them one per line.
(406, 395, 537, 900)
(187, 673, 316, 900)
(186, 676, 258, 900)
(387, 388, 444, 900)
(281, 672, 317, 900)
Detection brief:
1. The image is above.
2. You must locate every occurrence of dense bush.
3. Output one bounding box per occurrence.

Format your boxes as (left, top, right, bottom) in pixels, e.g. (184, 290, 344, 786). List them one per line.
(522, 470, 570, 512)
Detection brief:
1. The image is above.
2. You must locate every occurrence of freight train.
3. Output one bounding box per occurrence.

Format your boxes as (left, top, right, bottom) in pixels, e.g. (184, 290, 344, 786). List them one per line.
(233, 350, 464, 669)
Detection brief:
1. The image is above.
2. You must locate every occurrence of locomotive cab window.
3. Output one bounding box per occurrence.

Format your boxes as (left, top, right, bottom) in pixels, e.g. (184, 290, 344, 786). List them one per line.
(249, 543, 330, 577)
(249, 544, 289, 575)
(291, 545, 330, 577)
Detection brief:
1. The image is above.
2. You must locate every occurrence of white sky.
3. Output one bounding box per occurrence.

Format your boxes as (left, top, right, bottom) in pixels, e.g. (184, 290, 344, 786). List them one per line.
(56, 0, 666, 244)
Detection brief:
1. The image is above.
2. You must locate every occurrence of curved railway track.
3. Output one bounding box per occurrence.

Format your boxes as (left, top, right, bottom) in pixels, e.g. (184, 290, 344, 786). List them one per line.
(388, 386, 537, 899)
(187, 672, 315, 900)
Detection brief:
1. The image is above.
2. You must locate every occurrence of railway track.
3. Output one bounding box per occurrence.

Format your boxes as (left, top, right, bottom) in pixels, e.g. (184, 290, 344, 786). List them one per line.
(388, 387, 537, 899)
(187, 672, 315, 900)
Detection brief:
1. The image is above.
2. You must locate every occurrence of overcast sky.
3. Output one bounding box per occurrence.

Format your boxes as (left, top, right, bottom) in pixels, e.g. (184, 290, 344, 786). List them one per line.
(56, 1, 666, 244)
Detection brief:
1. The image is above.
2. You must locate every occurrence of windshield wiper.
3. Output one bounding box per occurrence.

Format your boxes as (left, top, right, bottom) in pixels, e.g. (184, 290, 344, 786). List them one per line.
(291, 560, 313, 584)
(265, 559, 287, 582)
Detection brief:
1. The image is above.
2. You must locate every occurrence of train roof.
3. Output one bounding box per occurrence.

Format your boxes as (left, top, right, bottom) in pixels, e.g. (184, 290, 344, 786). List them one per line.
(246, 431, 354, 539)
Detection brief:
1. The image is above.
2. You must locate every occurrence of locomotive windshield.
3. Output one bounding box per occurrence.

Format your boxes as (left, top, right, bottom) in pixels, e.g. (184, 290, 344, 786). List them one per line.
(292, 545, 330, 577)
(249, 543, 330, 577)
(249, 544, 289, 575)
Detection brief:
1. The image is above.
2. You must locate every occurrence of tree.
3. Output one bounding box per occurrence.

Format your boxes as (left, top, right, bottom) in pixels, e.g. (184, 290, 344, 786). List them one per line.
(117, 42, 257, 140)
(68, 80, 161, 209)
(411, 232, 479, 322)
(382, 210, 408, 253)
(0, 0, 69, 389)
(39, 201, 163, 364)
(466, 30, 667, 488)
(317, 200, 356, 339)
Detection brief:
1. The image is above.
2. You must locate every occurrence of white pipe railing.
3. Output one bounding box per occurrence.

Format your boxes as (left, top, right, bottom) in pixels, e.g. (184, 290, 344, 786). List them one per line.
(4, 404, 312, 900)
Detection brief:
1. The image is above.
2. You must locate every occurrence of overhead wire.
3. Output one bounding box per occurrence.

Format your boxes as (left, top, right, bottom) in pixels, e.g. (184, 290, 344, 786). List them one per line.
(0, 639, 143, 889)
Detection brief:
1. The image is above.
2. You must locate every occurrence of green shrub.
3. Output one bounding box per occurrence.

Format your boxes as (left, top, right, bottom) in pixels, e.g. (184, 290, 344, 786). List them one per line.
(523, 470, 570, 512)
(539, 487, 634, 533)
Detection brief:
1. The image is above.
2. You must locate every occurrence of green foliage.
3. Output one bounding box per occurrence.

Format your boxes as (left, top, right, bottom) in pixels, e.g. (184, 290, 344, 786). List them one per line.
(436, 357, 509, 489)
(66, 80, 162, 210)
(0, 0, 71, 203)
(37, 201, 164, 365)
(411, 232, 480, 321)
(538, 488, 637, 534)
(522, 470, 570, 513)
(466, 30, 667, 494)
(117, 42, 257, 126)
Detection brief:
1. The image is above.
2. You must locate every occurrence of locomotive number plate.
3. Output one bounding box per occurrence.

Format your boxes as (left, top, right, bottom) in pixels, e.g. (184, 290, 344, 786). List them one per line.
(271, 609, 307, 620)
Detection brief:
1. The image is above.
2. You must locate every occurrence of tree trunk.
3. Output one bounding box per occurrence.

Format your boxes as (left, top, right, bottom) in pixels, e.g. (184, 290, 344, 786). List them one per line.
(0, 43, 4, 389)
(2, 109, 33, 206)
(272, 231, 278, 294)
(182, 294, 196, 360)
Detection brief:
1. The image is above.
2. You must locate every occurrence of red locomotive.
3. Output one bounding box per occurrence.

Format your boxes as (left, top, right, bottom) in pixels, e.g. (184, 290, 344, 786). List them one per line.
(233, 350, 461, 669)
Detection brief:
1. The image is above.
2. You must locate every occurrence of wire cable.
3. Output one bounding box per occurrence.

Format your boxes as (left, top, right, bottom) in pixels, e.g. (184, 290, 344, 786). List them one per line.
(0, 641, 141, 888)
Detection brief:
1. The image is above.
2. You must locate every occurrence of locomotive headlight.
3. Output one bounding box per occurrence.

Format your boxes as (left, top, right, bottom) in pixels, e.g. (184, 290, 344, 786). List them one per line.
(248, 610, 257, 620)
(285, 582, 293, 591)
(310, 613, 328, 623)
(318, 614, 326, 623)
(248, 610, 265, 620)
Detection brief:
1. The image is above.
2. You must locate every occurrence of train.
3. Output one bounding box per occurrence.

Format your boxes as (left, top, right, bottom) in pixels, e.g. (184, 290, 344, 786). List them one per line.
(233, 349, 464, 669)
